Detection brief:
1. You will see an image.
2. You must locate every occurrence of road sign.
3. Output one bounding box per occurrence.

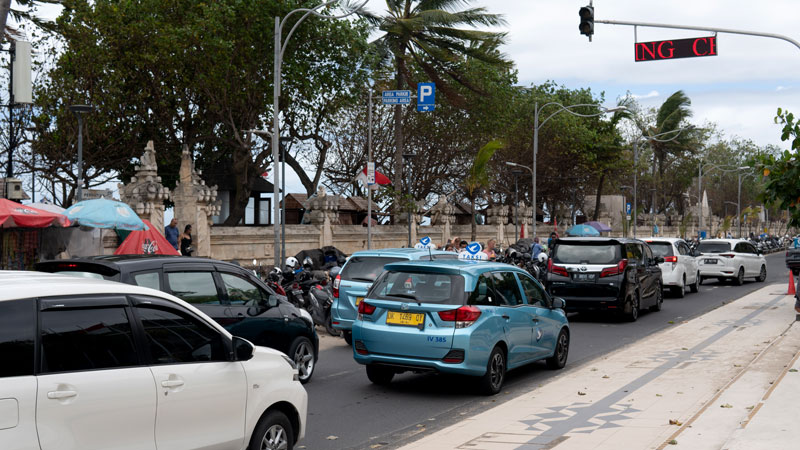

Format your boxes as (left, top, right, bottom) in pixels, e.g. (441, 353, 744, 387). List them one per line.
(635, 36, 717, 62)
(420, 236, 431, 246)
(626, 215, 631, 221)
(382, 90, 411, 105)
(626, 202, 632, 215)
(417, 82, 435, 112)
(366, 162, 375, 185)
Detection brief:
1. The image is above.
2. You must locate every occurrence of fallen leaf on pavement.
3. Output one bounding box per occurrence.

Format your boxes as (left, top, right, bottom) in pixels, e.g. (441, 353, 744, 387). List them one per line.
(327, 436, 339, 440)
(602, 375, 609, 379)
(656, 394, 663, 397)
(578, 391, 586, 396)
(669, 419, 683, 426)
(734, 364, 742, 367)
(668, 321, 675, 324)
(746, 406, 754, 410)
(668, 439, 678, 445)
(789, 369, 798, 373)
(681, 347, 688, 350)
(720, 403, 733, 408)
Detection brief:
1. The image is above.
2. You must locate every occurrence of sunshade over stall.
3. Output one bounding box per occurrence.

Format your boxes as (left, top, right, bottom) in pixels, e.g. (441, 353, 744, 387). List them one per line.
(114, 219, 180, 256)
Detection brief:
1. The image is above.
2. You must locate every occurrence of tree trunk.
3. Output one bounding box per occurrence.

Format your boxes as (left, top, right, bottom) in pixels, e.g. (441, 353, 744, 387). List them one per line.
(392, 57, 406, 224)
(592, 171, 606, 221)
(223, 150, 252, 226)
(470, 194, 477, 241)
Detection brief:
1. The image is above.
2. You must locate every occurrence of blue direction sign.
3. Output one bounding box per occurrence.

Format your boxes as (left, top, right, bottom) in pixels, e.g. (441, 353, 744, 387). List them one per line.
(417, 82, 435, 112)
(382, 90, 411, 105)
(626, 203, 632, 215)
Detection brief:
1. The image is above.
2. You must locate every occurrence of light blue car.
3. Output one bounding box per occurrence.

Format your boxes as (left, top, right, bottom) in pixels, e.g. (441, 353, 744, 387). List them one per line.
(351, 260, 570, 395)
(332, 248, 458, 345)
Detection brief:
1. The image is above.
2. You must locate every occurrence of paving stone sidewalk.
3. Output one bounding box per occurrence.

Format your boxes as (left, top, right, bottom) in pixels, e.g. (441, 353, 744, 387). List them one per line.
(400, 284, 800, 450)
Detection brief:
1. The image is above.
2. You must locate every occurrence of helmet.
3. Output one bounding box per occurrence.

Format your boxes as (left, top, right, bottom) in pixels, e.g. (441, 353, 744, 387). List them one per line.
(302, 256, 314, 269)
(537, 252, 548, 263)
(285, 256, 299, 269)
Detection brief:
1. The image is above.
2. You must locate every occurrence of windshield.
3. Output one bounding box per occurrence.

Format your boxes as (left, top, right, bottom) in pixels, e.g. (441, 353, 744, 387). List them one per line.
(367, 271, 465, 305)
(647, 242, 674, 257)
(698, 242, 731, 254)
(340, 256, 404, 282)
(553, 243, 620, 265)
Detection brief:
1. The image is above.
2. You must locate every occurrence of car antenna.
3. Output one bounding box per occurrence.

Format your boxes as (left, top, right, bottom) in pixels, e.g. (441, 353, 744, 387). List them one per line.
(428, 246, 433, 261)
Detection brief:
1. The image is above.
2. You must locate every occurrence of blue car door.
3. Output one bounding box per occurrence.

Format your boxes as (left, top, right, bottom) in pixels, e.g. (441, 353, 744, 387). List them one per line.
(490, 271, 535, 366)
(517, 273, 559, 359)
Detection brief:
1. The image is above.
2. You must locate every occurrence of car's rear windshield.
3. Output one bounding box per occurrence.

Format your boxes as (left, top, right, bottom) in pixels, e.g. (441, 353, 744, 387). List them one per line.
(553, 243, 621, 265)
(367, 271, 465, 305)
(698, 242, 731, 253)
(647, 242, 674, 257)
(340, 256, 405, 282)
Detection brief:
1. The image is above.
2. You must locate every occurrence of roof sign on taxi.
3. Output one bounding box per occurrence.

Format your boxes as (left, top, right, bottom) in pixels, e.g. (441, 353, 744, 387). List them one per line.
(459, 242, 488, 260)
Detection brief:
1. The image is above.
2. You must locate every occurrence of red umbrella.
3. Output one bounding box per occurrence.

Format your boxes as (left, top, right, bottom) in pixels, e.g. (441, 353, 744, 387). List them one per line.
(0, 199, 70, 228)
(114, 219, 180, 256)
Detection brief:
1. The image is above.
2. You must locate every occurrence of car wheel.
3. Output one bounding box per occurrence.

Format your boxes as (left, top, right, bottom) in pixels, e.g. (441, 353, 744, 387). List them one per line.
(733, 267, 745, 286)
(689, 272, 700, 293)
(673, 276, 686, 298)
(478, 346, 506, 395)
(366, 364, 394, 385)
(546, 329, 570, 370)
(325, 314, 341, 337)
(289, 337, 315, 384)
(343, 330, 353, 346)
(625, 292, 640, 322)
(249, 410, 294, 450)
(757, 265, 767, 282)
(650, 284, 663, 312)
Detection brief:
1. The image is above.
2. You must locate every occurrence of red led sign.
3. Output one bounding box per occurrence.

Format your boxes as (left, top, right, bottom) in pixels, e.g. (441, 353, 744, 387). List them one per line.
(635, 36, 717, 62)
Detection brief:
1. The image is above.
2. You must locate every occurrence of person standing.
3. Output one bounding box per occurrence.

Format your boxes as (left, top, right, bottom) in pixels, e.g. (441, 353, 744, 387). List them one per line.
(180, 224, 193, 256)
(531, 237, 543, 259)
(165, 218, 179, 251)
(484, 239, 497, 260)
(548, 232, 558, 251)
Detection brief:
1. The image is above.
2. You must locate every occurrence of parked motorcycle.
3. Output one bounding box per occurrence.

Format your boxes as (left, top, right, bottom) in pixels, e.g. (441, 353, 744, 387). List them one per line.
(278, 259, 340, 336)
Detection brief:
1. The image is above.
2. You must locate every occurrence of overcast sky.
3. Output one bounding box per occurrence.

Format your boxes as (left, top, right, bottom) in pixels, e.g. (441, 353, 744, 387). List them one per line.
(364, 0, 800, 148)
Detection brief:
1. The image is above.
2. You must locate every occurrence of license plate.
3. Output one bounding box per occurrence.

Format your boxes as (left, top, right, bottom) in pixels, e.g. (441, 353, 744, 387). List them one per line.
(355, 297, 364, 306)
(572, 273, 596, 282)
(386, 311, 424, 327)
(704, 259, 717, 264)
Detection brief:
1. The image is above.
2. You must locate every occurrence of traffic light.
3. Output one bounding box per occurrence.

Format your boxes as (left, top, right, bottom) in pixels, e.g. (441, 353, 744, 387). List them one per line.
(579, 5, 594, 40)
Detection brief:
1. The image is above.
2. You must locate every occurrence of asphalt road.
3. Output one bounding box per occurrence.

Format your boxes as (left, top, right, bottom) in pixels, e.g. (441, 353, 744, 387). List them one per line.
(303, 252, 788, 450)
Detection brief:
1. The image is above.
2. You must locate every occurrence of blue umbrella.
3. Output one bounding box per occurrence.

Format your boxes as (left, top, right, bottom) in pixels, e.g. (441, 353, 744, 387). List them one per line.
(64, 198, 147, 231)
(566, 224, 600, 237)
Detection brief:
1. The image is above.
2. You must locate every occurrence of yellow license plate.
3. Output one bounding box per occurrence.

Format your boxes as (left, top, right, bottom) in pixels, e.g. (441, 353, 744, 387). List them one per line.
(386, 311, 425, 327)
(356, 297, 364, 306)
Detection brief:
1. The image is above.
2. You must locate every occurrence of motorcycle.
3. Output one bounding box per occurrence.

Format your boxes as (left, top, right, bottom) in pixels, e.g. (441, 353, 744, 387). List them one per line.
(280, 265, 340, 336)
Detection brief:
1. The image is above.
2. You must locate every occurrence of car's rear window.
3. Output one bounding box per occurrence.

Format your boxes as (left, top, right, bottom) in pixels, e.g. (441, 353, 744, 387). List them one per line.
(367, 271, 465, 305)
(340, 256, 404, 282)
(698, 242, 731, 253)
(553, 243, 621, 265)
(647, 242, 674, 257)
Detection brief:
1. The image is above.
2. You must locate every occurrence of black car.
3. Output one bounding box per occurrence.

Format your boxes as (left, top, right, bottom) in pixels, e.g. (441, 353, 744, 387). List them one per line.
(545, 237, 664, 321)
(35, 255, 319, 383)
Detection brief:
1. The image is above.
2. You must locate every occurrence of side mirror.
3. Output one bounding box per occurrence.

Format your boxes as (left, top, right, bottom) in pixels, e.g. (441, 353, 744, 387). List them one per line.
(232, 336, 254, 361)
(654, 257, 665, 265)
(267, 295, 279, 308)
(552, 297, 566, 310)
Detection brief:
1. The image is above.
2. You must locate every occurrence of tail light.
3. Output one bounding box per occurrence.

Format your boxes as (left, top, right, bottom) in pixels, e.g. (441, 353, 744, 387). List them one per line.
(547, 259, 569, 277)
(442, 349, 465, 363)
(358, 301, 376, 315)
(333, 274, 341, 298)
(354, 340, 368, 355)
(719, 254, 736, 259)
(600, 259, 628, 278)
(664, 256, 678, 263)
(438, 305, 482, 328)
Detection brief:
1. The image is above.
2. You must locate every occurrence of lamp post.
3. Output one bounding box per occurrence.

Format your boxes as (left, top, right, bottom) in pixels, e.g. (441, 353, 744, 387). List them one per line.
(69, 104, 93, 203)
(506, 161, 534, 239)
(270, 0, 365, 267)
(402, 152, 416, 247)
(510, 168, 524, 241)
(736, 166, 752, 238)
(620, 185, 632, 237)
(531, 102, 625, 238)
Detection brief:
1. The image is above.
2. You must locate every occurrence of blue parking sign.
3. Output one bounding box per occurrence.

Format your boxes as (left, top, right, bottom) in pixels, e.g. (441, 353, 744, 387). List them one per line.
(417, 82, 435, 112)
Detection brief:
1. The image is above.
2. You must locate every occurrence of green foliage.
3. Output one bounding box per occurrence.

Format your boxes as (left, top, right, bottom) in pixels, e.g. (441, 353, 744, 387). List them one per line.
(679, 212, 692, 239)
(465, 140, 503, 198)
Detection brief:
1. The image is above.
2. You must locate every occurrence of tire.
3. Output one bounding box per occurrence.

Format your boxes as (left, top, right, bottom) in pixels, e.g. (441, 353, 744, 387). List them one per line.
(288, 337, 315, 384)
(366, 364, 394, 385)
(689, 272, 700, 293)
(673, 276, 686, 298)
(650, 284, 663, 312)
(325, 313, 341, 337)
(249, 410, 294, 450)
(733, 267, 745, 286)
(478, 346, 506, 395)
(625, 292, 640, 322)
(546, 329, 569, 370)
(756, 265, 767, 282)
(698, 276, 704, 286)
(343, 330, 353, 346)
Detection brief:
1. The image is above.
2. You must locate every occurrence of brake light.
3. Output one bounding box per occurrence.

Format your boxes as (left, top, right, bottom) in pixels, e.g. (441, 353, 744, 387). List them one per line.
(357, 301, 376, 315)
(664, 256, 678, 263)
(438, 305, 481, 328)
(57, 263, 79, 269)
(600, 259, 628, 278)
(547, 259, 568, 277)
(333, 274, 340, 298)
(720, 254, 736, 259)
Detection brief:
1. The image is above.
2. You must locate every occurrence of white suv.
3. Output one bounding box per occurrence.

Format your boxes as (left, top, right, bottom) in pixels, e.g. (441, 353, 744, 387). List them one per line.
(697, 239, 768, 285)
(645, 238, 700, 297)
(0, 271, 307, 450)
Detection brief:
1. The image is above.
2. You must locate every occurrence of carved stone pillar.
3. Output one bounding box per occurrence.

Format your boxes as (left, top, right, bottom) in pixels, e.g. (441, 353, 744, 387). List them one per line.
(515, 203, 532, 240)
(173, 145, 220, 257)
(118, 141, 170, 231)
(486, 205, 508, 245)
(304, 188, 339, 247)
(430, 195, 456, 243)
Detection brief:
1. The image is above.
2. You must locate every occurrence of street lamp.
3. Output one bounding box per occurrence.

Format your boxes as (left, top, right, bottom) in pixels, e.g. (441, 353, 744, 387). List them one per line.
(531, 102, 626, 238)
(510, 168, 524, 241)
(402, 152, 416, 247)
(270, 0, 365, 267)
(69, 104, 93, 202)
(736, 166, 752, 238)
(696, 162, 748, 238)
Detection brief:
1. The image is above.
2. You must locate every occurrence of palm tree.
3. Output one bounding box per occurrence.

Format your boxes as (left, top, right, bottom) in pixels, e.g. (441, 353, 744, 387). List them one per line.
(465, 140, 502, 241)
(1, 0, 61, 39)
(362, 0, 509, 197)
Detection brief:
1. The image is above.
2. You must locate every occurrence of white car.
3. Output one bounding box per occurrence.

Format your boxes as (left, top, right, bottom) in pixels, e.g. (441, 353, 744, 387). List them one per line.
(697, 239, 768, 285)
(0, 271, 307, 450)
(645, 238, 700, 297)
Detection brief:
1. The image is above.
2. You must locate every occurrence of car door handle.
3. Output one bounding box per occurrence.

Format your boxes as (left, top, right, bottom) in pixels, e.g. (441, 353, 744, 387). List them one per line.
(501, 314, 510, 320)
(161, 379, 185, 388)
(47, 390, 77, 400)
